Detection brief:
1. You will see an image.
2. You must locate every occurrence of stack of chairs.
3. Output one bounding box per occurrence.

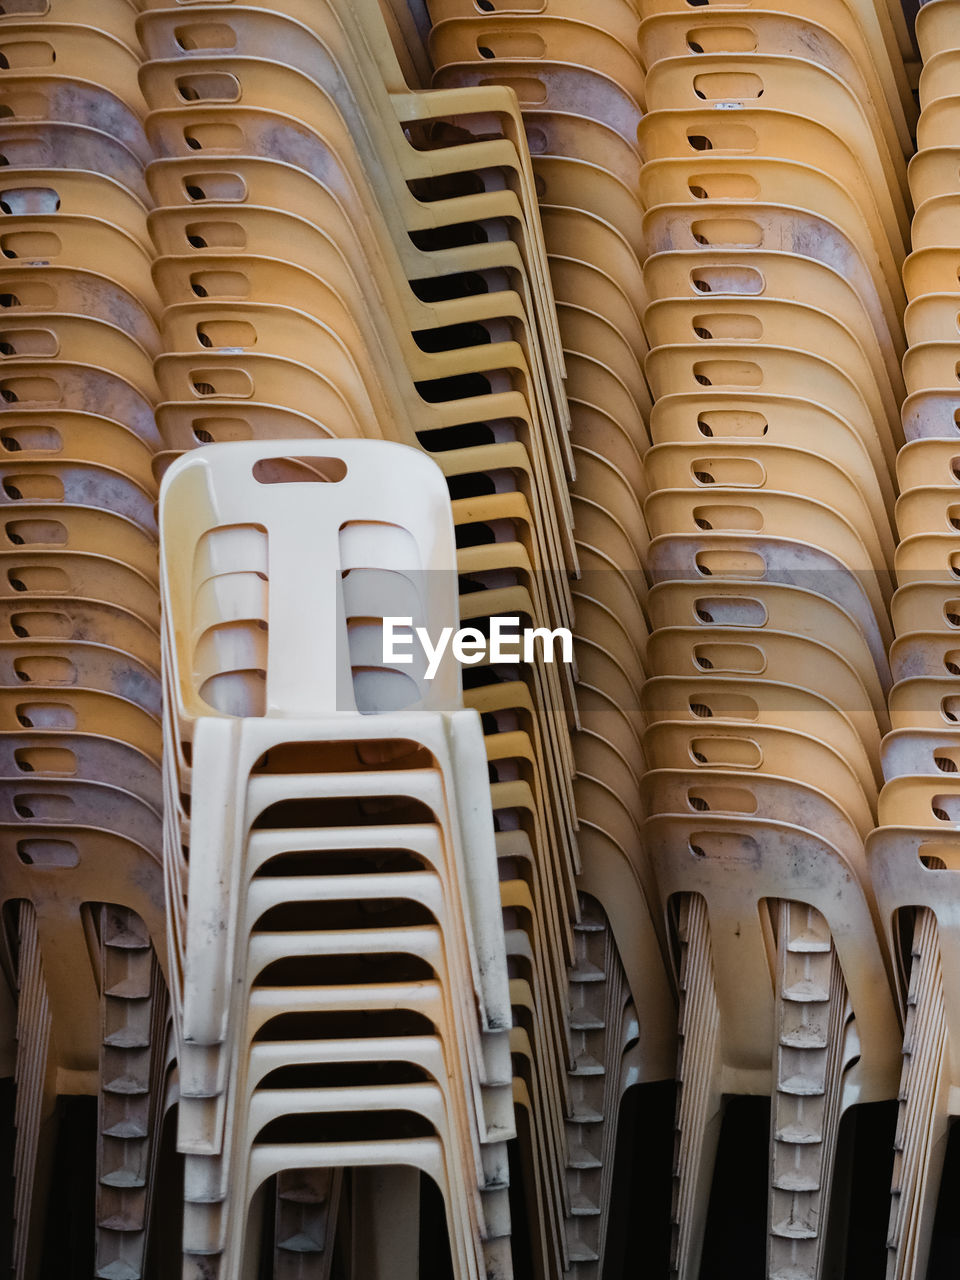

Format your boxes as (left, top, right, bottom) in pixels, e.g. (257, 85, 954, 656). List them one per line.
(138, 1, 596, 1274)
(634, 0, 912, 1274)
(159, 438, 515, 1279)
(0, 4, 171, 1278)
(424, 4, 678, 1273)
(868, 1, 960, 1274)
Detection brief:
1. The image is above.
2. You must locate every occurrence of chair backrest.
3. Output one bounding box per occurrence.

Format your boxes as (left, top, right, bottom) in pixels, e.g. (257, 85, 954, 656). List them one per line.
(159, 439, 462, 717)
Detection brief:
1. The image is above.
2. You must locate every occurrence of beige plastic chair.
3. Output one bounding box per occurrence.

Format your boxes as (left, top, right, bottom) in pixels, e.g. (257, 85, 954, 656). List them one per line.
(636, 9, 913, 158)
(645, 338, 900, 487)
(0, 411, 158, 494)
(639, 766, 864, 877)
(0, 25, 146, 118)
(641, 194, 903, 346)
(643, 52, 908, 209)
(643, 243, 904, 381)
(649, 386, 897, 523)
(428, 16, 645, 103)
(892, 581, 960, 638)
(639, 155, 906, 317)
(902, 388, 960, 442)
(644, 488, 893, 622)
(917, 97, 960, 154)
(433, 57, 643, 155)
(904, 293, 960, 349)
(0, 264, 160, 360)
(642, 294, 902, 439)
(641, 718, 875, 837)
(908, 145, 960, 206)
(646, 811, 899, 1279)
(132, 31, 560, 335)
(647, 533, 893, 676)
(0, 74, 150, 165)
(638, 0, 915, 120)
(647, 576, 889, 691)
(0, 119, 150, 203)
(641, 671, 882, 796)
(638, 98, 907, 256)
(646, 440, 895, 566)
(142, 145, 576, 576)
(867, 823, 960, 1279)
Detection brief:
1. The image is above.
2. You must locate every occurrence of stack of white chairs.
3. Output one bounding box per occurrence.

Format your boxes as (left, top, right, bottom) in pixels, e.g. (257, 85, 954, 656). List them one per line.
(159, 438, 515, 1278)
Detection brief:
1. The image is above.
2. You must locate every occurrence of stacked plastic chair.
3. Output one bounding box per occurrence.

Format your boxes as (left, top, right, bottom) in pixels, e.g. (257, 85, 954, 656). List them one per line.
(867, 2, 960, 1274)
(0, 4, 172, 1278)
(159, 438, 516, 1278)
(633, 1, 913, 1275)
(424, 4, 678, 1274)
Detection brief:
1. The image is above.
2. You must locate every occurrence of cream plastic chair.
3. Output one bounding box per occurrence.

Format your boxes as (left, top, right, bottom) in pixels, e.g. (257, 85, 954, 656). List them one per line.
(649, 386, 897, 524)
(646, 440, 895, 567)
(636, 8, 913, 157)
(160, 442, 516, 1275)
(647, 811, 899, 1280)
(642, 53, 908, 221)
(908, 145, 960, 206)
(867, 824, 960, 1280)
(637, 105, 907, 271)
(643, 246, 904, 388)
(0, 24, 146, 118)
(0, 118, 150, 203)
(645, 337, 900, 488)
(647, 534, 892, 677)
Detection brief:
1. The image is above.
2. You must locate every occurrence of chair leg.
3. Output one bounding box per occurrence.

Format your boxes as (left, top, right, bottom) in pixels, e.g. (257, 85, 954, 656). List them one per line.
(273, 1167, 343, 1280)
(671, 894, 723, 1280)
(12, 901, 57, 1280)
(96, 905, 168, 1280)
(768, 901, 847, 1280)
(886, 907, 950, 1280)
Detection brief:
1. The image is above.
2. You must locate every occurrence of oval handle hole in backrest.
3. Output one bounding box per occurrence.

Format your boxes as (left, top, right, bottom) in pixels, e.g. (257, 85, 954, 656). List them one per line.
(685, 25, 758, 54)
(693, 71, 764, 100)
(697, 409, 768, 438)
(175, 73, 240, 103)
(174, 23, 238, 51)
(687, 784, 758, 813)
(252, 457, 348, 484)
(689, 734, 762, 767)
(693, 594, 766, 627)
(688, 690, 759, 718)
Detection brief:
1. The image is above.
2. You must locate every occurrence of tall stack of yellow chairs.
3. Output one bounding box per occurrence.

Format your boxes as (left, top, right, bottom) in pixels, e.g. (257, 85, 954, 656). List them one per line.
(13, 0, 960, 1275)
(426, 7, 677, 1273)
(633, 0, 915, 1274)
(868, 2, 960, 1276)
(0, 5, 170, 1279)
